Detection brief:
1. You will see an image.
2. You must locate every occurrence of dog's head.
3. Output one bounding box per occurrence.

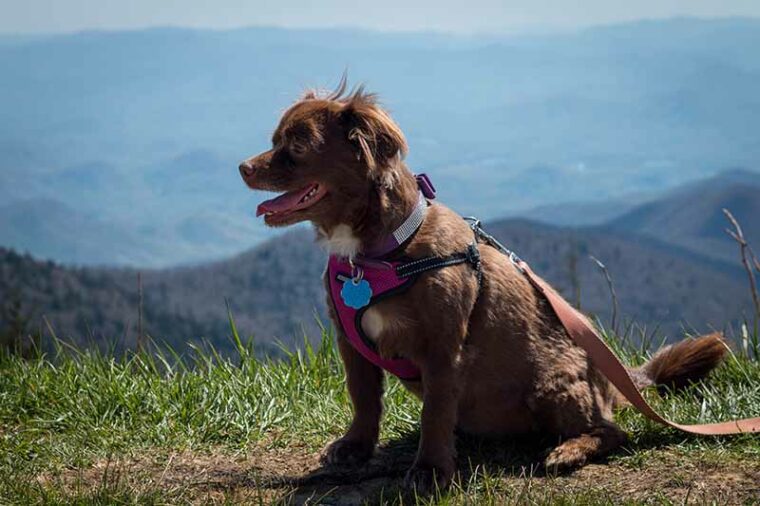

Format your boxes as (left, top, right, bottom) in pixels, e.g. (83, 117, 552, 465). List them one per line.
(239, 81, 410, 240)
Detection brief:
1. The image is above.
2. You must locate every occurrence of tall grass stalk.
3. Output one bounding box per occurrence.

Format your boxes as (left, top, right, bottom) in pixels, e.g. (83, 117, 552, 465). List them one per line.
(723, 208, 760, 360)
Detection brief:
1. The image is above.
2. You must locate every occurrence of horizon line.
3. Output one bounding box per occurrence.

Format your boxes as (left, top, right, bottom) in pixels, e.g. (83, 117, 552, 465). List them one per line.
(1, 14, 758, 39)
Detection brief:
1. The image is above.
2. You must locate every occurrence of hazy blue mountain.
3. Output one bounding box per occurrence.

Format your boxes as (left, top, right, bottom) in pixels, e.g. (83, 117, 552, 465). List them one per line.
(0, 198, 165, 265)
(516, 199, 642, 227)
(608, 169, 760, 264)
(1, 18, 759, 266)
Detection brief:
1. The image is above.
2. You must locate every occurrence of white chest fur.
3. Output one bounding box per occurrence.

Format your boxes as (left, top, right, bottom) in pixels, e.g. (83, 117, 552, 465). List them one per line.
(360, 307, 385, 342)
(319, 224, 361, 258)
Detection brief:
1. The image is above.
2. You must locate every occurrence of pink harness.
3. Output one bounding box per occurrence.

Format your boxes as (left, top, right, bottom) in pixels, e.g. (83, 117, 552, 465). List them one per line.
(325, 174, 483, 381)
(327, 256, 422, 380)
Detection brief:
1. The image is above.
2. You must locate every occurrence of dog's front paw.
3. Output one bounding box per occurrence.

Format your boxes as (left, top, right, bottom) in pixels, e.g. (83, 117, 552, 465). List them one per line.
(321, 437, 375, 466)
(544, 444, 587, 473)
(403, 459, 454, 494)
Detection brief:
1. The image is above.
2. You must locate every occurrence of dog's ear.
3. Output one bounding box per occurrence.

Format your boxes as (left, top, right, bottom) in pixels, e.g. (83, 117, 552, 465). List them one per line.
(340, 93, 407, 173)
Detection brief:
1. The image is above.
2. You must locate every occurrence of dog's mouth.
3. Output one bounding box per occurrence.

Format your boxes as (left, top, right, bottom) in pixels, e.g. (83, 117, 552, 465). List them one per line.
(255, 182, 327, 224)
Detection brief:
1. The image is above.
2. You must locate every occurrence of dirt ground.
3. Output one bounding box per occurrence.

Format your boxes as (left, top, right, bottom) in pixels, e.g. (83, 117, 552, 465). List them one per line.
(38, 436, 760, 505)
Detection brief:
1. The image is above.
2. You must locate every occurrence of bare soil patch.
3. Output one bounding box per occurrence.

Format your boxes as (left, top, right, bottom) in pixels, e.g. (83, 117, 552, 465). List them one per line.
(38, 437, 760, 505)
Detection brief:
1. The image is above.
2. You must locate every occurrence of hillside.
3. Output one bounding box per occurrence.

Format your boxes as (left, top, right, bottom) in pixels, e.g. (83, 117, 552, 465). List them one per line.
(514, 197, 644, 227)
(0, 229, 325, 357)
(0, 248, 237, 356)
(608, 169, 760, 264)
(487, 220, 749, 334)
(1, 210, 753, 356)
(2, 18, 760, 265)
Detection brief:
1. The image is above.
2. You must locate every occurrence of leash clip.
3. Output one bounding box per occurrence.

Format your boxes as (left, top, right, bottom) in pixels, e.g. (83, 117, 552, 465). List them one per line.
(463, 216, 525, 272)
(509, 252, 525, 273)
(464, 216, 482, 231)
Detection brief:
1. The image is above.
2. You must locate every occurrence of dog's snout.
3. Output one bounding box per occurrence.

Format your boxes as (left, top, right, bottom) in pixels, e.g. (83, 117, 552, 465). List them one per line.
(239, 151, 274, 184)
(239, 161, 254, 178)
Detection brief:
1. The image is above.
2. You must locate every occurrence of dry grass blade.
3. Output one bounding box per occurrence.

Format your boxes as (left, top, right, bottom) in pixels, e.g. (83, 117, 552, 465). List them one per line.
(589, 255, 620, 335)
(723, 208, 760, 326)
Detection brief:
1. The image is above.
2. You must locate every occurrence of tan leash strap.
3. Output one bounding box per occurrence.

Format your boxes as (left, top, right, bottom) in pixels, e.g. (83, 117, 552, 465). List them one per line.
(519, 261, 760, 435)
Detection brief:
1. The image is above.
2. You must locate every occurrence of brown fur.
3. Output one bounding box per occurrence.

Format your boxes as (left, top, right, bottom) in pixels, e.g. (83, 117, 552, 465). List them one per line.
(239, 82, 728, 492)
(635, 332, 727, 393)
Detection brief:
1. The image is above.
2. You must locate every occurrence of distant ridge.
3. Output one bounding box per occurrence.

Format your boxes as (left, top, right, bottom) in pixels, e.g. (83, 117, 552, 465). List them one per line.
(608, 169, 760, 264)
(2, 170, 756, 354)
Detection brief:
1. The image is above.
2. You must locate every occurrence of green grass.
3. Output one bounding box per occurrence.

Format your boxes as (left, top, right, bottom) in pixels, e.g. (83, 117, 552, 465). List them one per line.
(0, 325, 758, 505)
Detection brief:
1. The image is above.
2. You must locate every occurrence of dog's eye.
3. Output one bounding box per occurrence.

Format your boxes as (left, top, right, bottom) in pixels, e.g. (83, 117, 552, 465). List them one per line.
(289, 141, 309, 158)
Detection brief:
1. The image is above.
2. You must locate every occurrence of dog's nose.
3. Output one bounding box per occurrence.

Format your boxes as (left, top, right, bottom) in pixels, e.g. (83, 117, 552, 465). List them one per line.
(239, 162, 254, 178)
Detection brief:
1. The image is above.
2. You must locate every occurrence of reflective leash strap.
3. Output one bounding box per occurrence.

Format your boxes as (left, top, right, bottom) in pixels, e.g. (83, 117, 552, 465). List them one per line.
(468, 218, 760, 435)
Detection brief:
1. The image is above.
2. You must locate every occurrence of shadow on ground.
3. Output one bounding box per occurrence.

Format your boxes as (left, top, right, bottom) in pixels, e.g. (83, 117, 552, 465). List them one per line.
(38, 429, 759, 505)
(252, 430, 574, 505)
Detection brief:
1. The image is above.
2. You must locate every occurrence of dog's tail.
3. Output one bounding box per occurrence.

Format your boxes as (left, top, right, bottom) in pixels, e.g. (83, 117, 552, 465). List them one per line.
(629, 332, 728, 393)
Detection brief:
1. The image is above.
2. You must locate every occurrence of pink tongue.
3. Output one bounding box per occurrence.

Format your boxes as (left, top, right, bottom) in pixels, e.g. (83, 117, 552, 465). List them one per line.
(256, 186, 310, 217)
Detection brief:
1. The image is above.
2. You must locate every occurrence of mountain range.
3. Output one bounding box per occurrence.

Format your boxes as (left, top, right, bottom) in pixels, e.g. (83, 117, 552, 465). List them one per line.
(2, 170, 757, 355)
(609, 169, 760, 264)
(1, 18, 760, 266)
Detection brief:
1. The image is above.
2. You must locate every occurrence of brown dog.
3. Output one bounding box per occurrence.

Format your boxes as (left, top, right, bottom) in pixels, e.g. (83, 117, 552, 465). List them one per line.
(239, 82, 727, 491)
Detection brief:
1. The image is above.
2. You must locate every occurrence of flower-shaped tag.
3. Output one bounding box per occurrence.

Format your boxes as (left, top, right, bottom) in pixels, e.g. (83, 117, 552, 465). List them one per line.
(341, 278, 373, 309)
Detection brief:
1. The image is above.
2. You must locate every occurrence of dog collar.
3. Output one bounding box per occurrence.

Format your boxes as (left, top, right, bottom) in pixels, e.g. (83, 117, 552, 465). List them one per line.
(363, 174, 436, 258)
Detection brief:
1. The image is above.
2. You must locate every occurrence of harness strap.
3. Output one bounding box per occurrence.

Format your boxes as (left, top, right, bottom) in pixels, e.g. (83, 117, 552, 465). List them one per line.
(395, 242, 482, 284)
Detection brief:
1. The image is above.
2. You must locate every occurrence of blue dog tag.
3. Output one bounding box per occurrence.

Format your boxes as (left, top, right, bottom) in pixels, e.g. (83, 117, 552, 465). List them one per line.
(341, 278, 373, 309)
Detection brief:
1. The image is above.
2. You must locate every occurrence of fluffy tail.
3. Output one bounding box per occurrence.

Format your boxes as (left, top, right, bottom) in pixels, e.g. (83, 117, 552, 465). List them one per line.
(630, 332, 728, 393)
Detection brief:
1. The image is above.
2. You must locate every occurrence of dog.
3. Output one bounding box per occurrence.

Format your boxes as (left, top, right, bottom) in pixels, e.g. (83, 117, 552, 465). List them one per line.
(238, 82, 727, 492)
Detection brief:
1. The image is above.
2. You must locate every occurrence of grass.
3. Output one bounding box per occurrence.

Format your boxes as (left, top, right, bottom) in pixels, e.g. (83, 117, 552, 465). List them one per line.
(0, 323, 758, 505)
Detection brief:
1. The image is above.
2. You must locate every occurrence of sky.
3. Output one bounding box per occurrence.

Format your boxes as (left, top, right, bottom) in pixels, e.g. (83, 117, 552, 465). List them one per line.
(2, 0, 759, 34)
